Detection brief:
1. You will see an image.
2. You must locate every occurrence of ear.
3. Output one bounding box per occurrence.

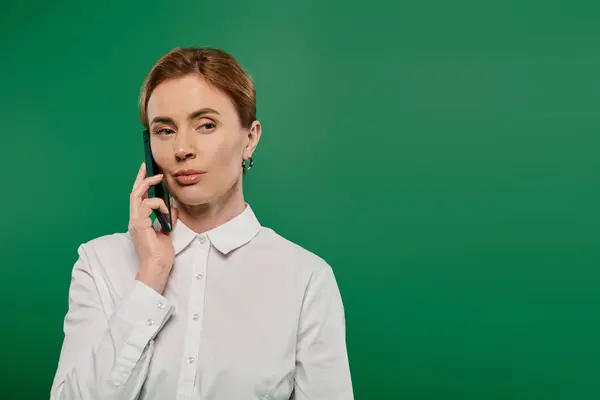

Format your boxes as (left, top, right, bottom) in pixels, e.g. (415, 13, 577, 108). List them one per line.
(243, 120, 262, 159)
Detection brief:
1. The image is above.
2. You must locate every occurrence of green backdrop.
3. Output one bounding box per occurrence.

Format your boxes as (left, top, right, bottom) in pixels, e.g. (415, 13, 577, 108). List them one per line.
(1, 0, 599, 398)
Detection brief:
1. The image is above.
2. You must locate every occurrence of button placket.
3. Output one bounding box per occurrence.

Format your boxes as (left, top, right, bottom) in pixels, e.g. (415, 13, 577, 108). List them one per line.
(176, 240, 209, 396)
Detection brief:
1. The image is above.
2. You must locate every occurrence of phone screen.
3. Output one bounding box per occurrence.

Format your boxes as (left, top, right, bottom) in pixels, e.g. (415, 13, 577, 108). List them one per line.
(143, 130, 172, 233)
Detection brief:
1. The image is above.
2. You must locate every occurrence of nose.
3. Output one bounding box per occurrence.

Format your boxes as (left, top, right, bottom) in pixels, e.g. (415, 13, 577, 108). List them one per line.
(175, 147, 196, 161)
(173, 132, 197, 161)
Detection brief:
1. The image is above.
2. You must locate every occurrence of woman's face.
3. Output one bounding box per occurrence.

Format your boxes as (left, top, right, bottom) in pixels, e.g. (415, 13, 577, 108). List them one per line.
(146, 74, 260, 207)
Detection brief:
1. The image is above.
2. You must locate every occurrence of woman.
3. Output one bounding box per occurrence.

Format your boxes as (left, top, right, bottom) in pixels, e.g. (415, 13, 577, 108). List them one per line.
(50, 47, 353, 400)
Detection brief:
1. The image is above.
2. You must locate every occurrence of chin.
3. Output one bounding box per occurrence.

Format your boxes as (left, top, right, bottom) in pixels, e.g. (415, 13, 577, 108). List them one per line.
(169, 176, 239, 208)
(172, 186, 214, 207)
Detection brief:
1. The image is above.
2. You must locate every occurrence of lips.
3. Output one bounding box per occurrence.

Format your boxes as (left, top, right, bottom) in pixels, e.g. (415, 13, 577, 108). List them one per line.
(174, 169, 205, 185)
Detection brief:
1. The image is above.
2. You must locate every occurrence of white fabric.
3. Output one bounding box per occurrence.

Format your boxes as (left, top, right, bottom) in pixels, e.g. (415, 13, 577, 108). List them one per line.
(50, 204, 353, 399)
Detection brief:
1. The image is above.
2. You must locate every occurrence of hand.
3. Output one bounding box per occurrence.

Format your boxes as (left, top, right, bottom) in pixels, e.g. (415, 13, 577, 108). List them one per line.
(128, 162, 179, 294)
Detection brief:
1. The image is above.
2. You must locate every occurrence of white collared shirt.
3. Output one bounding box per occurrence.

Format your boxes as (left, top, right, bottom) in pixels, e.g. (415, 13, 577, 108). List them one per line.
(50, 204, 353, 400)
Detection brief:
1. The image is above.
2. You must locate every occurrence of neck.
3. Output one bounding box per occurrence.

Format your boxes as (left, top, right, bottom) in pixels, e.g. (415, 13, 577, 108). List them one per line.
(175, 179, 246, 234)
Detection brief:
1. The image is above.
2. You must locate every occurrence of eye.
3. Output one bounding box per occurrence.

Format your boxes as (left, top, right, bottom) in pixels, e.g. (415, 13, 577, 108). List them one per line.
(198, 122, 217, 133)
(155, 127, 175, 135)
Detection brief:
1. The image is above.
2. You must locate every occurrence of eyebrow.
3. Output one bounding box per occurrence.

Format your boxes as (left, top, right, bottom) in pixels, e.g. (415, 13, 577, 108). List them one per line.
(150, 108, 220, 126)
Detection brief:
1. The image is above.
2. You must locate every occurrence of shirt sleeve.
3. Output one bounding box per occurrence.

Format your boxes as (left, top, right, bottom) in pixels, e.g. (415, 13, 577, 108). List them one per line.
(292, 264, 354, 400)
(50, 244, 175, 400)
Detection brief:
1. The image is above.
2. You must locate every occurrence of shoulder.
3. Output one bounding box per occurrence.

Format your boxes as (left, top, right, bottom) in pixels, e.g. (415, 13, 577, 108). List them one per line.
(78, 230, 135, 259)
(73, 231, 138, 283)
(254, 228, 345, 312)
(253, 226, 333, 277)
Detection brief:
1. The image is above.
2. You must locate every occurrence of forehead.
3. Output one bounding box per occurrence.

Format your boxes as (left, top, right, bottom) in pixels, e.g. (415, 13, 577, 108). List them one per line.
(146, 74, 236, 120)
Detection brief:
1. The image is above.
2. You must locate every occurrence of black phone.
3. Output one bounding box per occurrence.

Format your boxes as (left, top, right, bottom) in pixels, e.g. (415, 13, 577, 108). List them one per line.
(143, 129, 172, 233)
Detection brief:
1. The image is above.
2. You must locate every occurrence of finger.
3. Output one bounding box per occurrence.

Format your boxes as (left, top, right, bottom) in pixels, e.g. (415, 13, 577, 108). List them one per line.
(132, 174, 164, 198)
(132, 162, 146, 191)
(129, 188, 167, 221)
(129, 163, 149, 216)
(137, 197, 169, 219)
(131, 174, 164, 204)
(132, 198, 168, 231)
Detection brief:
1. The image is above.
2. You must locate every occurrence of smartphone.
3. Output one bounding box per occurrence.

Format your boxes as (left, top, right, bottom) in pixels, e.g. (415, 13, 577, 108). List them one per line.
(143, 129, 172, 233)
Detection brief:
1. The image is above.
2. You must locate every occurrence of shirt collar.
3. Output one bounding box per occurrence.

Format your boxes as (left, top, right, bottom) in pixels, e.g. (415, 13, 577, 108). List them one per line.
(157, 203, 261, 256)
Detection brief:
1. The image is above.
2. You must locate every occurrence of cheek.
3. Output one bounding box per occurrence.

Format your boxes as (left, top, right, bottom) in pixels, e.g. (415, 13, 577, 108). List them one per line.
(208, 136, 241, 170)
(151, 143, 172, 169)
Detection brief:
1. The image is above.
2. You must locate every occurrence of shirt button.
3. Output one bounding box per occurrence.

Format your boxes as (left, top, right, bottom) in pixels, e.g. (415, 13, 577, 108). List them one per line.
(188, 356, 195, 364)
(146, 318, 154, 326)
(157, 302, 165, 310)
(195, 273, 203, 280)
(192, 313, 199, 321)
(198, 235, 207, 244)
